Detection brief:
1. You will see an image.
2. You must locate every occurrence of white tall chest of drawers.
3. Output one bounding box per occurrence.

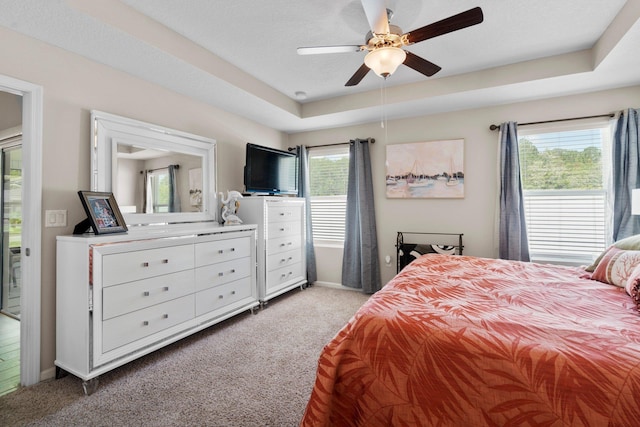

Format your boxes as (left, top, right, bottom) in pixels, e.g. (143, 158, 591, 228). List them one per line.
(55, 223, 258, 394)
(239, 197, 307, 304)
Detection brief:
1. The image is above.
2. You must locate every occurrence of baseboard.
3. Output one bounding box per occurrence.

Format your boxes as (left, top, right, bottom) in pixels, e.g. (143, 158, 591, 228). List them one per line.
(313, 281, 362, 292)
(40, 366, 56, 382)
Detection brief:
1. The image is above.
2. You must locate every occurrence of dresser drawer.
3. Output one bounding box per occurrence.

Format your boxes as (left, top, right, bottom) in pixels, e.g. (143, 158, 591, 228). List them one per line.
(267, 262, 304, 289)
(267, 204, 302, 223)
(102, 295, 195, 353)
(195, 276, 253, 316)
(102, 270, 195, 320)
(267, 220, 300, 239)
(195, 257, 252, 292)
(195, 236, 251, 267)
(102, 244, 194, 287)
(267, 248, 302, 272)
(267, 234, 302, 254)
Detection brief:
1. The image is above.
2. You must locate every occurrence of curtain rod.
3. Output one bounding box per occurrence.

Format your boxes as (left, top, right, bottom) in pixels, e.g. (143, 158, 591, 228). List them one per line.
(489, 113, 615, 131)
(140, 164, 179, 174)
(287, 138, 375, 152)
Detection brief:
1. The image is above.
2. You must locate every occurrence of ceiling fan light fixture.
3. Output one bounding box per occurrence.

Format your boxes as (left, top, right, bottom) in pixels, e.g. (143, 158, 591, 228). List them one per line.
(364, 47, 406, 78)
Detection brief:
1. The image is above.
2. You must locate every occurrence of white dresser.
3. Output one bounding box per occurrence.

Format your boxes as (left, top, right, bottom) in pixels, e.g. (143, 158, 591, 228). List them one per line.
(55, 223, 257, 394)
(240, 197, 307, 304)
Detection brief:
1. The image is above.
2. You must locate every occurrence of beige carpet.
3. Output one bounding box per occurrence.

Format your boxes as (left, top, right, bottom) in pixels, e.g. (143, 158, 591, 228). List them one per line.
(0, 285, 370, 427)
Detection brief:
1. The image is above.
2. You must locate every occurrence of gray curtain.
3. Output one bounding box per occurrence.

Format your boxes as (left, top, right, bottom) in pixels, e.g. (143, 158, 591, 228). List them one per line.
(342, 138, 381, 294)
(168, 164, 180, 213)
(297, 145, 317, 284)
(498, 122, 530, 261)
(142, 170, 149, 213)
(612, 108, 640, 240)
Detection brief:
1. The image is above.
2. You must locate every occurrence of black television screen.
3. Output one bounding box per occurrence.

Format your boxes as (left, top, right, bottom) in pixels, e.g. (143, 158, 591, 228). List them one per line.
(244, 143, 299, 195)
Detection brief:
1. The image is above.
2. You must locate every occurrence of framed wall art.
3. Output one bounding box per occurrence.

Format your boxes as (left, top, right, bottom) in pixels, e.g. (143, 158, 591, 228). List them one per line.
(75, 191, 128, 234)
(386, 139, 464, 199)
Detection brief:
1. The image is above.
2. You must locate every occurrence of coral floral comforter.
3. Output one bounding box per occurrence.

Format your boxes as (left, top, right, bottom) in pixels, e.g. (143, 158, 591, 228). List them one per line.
(300, 255, 640, 426)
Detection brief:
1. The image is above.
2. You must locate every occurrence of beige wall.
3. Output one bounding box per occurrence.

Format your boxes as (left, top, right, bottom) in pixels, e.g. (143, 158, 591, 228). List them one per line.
(0, 91, 21, 131)
(2, 23, 639, 380)
(290, 85, 640, 286)
(0, 27, 287, 377)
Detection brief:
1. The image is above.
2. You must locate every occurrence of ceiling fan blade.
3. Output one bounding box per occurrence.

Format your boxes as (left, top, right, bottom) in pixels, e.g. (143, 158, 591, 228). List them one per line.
(345, 63, 371, 86)
(297, 45, 363, 55)
(403, 51, 441, 77)
(361, 0, 390, 35)
(405, 7, 483, 44)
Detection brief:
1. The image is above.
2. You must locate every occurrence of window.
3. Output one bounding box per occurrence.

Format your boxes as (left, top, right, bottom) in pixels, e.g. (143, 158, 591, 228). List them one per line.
(147, 169, 170, 213)
(308, 146, 349, 244)
(518, 121, 611, 265)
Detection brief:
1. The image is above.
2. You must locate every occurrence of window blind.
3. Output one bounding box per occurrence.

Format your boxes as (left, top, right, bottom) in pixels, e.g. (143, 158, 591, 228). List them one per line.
(309, 196, 346, 242)
(523, 190, 606, 264)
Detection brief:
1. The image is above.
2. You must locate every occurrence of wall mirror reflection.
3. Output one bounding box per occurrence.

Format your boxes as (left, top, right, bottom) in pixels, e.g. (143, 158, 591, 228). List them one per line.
(91, 111, 217, 226)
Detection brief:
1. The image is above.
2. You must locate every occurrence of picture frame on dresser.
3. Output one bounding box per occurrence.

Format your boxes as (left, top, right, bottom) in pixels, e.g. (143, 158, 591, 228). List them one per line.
(76, 190, 128, 235)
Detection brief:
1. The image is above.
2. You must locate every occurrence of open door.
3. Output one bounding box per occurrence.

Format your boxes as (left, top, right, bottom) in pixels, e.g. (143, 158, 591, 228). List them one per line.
(1, 140, 21, 319)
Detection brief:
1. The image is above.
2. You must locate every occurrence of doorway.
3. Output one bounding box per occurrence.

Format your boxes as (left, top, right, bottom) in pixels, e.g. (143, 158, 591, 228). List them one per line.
(0, 96, 22, 396)
(1, 140, 22, 319)
(0, 74, 43, 390)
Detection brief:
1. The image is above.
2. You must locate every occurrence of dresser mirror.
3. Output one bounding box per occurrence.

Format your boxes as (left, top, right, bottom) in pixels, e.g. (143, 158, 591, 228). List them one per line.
(90, 110, 217, 226)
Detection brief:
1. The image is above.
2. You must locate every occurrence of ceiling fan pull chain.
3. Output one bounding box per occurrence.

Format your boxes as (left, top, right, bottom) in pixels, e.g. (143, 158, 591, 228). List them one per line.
(380, 79, 386, 129)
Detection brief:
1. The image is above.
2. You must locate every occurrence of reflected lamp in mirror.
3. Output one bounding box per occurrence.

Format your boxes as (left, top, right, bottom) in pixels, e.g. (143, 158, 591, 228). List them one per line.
(633, 189, 640, 215)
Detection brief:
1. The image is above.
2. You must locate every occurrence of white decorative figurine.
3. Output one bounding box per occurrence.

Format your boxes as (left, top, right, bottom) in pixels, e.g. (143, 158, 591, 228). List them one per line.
(219, 190, 244, 225)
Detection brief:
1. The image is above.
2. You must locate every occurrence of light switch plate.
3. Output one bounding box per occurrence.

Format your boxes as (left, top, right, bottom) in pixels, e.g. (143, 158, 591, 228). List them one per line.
(45, 210, 67, 227)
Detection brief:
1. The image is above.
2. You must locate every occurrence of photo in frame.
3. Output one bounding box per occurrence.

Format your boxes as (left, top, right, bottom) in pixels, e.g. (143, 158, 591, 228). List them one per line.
(75, 191, 128, 235)
(385, 139, 464, 199)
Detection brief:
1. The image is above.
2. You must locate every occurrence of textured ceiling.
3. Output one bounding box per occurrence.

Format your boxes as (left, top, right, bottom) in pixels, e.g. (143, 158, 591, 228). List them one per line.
(1, 0, 638, 133)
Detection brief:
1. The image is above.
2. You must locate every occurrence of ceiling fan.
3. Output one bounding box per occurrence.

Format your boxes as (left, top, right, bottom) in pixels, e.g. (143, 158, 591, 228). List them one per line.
(297, 0, 484, 86)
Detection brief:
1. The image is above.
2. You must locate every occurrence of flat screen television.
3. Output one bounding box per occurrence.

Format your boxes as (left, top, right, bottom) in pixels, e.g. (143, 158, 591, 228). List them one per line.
(244, 143, 299, 195)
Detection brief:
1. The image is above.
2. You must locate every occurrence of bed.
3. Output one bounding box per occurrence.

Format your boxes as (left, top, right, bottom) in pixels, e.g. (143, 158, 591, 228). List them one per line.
(300, 254, 640, 426)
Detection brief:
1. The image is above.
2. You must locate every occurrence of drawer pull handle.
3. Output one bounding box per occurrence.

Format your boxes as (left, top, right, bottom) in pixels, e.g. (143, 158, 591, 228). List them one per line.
(142, 262, 149, 267)
(162, 259, 169, 264)
(143, 321, 149, 326)
(218, 268, 236, 277)
(218, 248, 236, 254)
(280, 228, 285, 231)
(280, 258, 286, 263)
(143, 286, 169, 297)
(279, 212, 285, 216)
(231, 290, 236, 295)
(218, 295, 224, 299)
(163, 314, 169, 319)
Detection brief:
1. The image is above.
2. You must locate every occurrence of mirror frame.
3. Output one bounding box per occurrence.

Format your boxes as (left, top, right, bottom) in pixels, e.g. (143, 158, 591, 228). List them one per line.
(90, 110, 217, 226)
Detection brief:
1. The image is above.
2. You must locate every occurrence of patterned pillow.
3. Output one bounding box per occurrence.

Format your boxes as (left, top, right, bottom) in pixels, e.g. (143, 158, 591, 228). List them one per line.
(591, 246, 640, 287)
(626, 264, 640, 296)
(586, 234, 640, 272)
(631, 280, 640, 311)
